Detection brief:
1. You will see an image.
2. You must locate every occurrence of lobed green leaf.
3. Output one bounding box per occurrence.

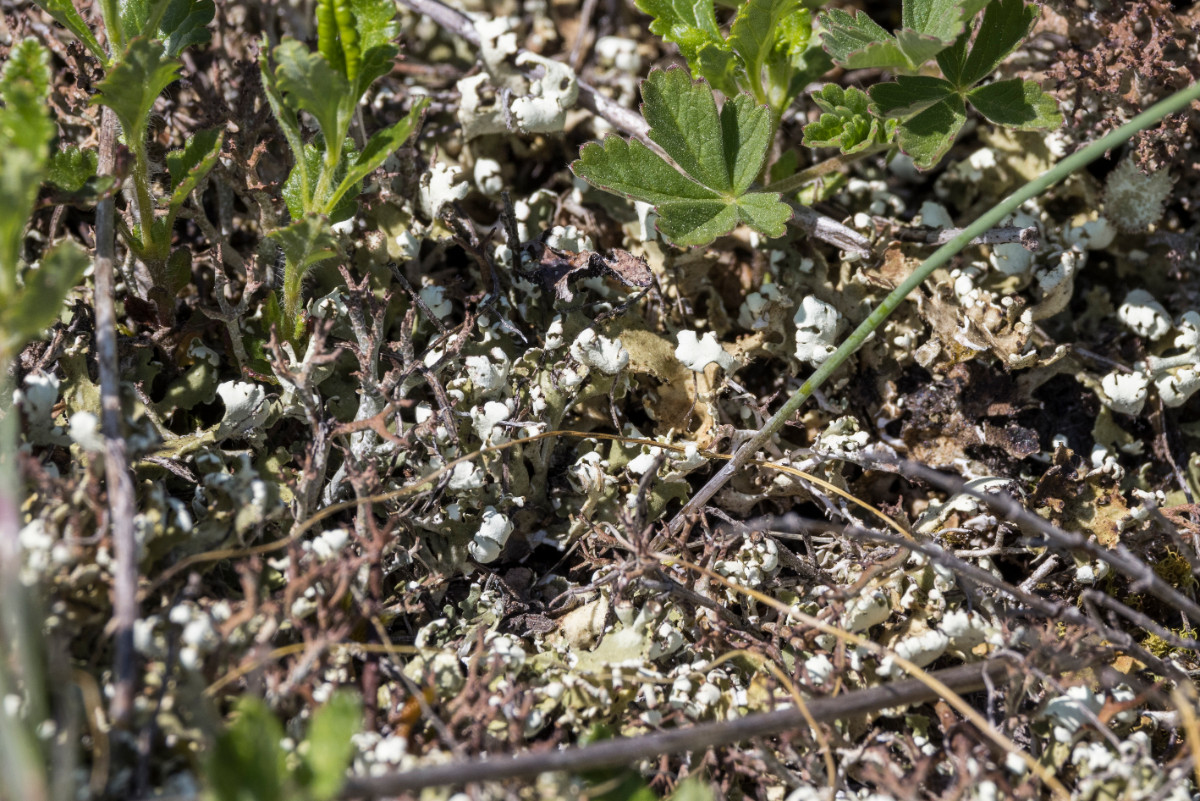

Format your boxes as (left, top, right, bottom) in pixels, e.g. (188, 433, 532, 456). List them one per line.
(574, 136, 723, 207)
(635, 0, 726, 68)
(869, 75, 956, 119)
(802, 84, 893, 154)
(46, 147, 100, 192)
(942, 0, 1037, 87)
(271, 39, 354, 156)
(1, 240, 87, 353)
(895, 95, 968, 167)
(903, 0, 989, 45)
(820, 0, 989, 73)
(572, 68, 790, 246)
(345, 0, 401, 96)
(863, 0, 1060, 168)
(92, 37, 182, 151)
(819, 9, 902, 70)
(967, 78, 1062, 129)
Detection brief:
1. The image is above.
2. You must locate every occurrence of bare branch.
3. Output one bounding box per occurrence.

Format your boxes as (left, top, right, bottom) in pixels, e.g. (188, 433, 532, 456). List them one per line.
(95, 107, 141, 728)
(339, 656, 1076, 796)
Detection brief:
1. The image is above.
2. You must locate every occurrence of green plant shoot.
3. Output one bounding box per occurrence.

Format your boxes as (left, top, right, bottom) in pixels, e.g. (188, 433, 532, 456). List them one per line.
(205, 691, 362, 801)
(636, 0, 830, 120)
(33, 0, 219, 322)
(259, 0, 428, 342)
(821, 0, 1062, 167)
(0, 38, 88, 365)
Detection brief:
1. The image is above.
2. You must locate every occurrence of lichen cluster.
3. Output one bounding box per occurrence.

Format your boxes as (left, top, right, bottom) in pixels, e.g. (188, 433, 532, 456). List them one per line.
(2, 0, 1199, 799)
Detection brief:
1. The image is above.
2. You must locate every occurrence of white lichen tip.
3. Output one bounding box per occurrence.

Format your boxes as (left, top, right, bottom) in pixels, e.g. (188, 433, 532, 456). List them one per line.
(793, 296, 842, 366)
(418, 161, 469, 218)
(1100, 371, 1149, 415)
(468, 506, 513, 563)
(570, 329, 629, 375)
(675, 331, 737, 372)
(1118, 289, 1172, 340)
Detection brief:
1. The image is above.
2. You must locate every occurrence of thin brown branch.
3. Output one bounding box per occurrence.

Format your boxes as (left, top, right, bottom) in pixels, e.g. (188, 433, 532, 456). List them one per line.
(339, 656, 1072, 796)
(788, 203, 872, 256)
(896, 459, 1200, 627)
(95, 107, 141, 728)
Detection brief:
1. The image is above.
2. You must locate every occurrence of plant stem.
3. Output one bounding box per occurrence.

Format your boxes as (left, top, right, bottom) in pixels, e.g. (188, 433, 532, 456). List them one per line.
(95, 108, 140, 727)
(99, 0, 124, 53)
(668, 79, 1200, 532)
(129, 141, 158, 257)
(764, 143, 890, 195)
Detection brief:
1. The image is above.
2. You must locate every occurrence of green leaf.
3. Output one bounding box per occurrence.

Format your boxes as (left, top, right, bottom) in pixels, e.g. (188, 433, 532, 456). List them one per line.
(282, 141, 358, 221)
(642, 67, 742, 193)
(301, 690, 361, 801)
(894, 95, 968, 167)
(0, 53, 54, 279)
(572, 68, 791, 246)
(0, 38, 52, 102)
(259, 43, 309, 201)
(270, 216, 339, 274)
(157, 0, 216, 57)
(344, 0, 401, 97)
(46, 146, 99, 191)
(774, 11, 829, 110)
(92, 37, 182, 154)
(860, 0, 1058, 168)
(166, 127, 223, 210)
(903, 0, 989, 44)
(967, 78, 1062, 129)
(670, 775, 716, 801)
(820, 0, 989, 72)
(942, 0, 1037, 87)
(802, 84, 893, 154)
(818, 9, 909, 71)
(206, 697, 287, 801)
(869, 75, 956, 119)
(891, 29, 958, 72)
(1, 239, 87, 352)
(635, 0, 726, 69)
(727, 0, 802, 104)
(693, 44, 739, 98)
(870, 75, 966, 167)
(317, 0, 400, 96)
(29, 0, 106, 62)
(270, 215, 339, 341)
(270, 39, 354, 157)
(327, 96, 428, 212)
